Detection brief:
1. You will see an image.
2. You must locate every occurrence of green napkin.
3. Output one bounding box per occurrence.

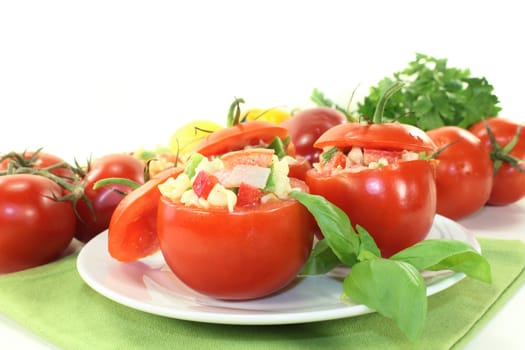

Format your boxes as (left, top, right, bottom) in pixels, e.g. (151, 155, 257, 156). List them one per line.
(1, 238, 524, 350)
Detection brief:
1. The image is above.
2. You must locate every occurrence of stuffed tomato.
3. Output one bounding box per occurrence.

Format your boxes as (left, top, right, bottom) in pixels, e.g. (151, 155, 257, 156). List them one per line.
(156, 149, 314, 300)
(305, 122, 438, 258)
(193, 120, 311, 180)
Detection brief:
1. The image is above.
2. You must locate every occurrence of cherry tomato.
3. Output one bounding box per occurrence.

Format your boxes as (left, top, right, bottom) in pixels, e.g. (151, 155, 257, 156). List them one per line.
(168, 120, 223, 155)
(469, 117, 525, 205)
(305, 122, 437, 258)
(281, 107, 348, 164)
(108, 167, 183, 262)
(0, 150, 73, 179)
(0, 174, 75, 273)
(74, 153, 145, 243)
(156, 181, 314, 300)
(427, 126, 493, 220)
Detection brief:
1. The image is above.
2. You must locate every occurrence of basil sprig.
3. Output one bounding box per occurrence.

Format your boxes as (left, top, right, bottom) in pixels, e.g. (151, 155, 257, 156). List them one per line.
(290, 191, 492, 341)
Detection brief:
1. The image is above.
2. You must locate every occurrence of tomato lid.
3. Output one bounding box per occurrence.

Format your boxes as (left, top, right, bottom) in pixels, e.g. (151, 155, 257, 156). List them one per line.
(194, 121, 289, 156)
(314, 122, 436, 152)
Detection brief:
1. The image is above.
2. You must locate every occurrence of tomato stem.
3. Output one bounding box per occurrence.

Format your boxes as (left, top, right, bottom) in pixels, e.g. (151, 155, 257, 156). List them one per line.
(93, 177, 142, 190)
(484, 120, 525, 175)
(227, 97, 245, 127)
(372, 81, 404, 124)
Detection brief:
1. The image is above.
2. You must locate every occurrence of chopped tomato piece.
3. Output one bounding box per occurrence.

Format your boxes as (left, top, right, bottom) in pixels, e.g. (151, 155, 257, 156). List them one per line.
(221, 148, 274, 169)
(323, 150, 347, 169)
(363, 149, 401, 165)
(192, 171, 219, 198)
(236, 182, 263, 207)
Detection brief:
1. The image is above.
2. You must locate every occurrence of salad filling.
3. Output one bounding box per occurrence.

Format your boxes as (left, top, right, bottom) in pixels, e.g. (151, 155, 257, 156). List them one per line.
(315, 146, 422, 175)
(159, 149, 302, 212)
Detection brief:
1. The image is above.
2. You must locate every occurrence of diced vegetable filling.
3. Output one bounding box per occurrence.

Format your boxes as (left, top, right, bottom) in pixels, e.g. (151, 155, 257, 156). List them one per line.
(315, 146, 421, 174)
(159, 150, 301, 212)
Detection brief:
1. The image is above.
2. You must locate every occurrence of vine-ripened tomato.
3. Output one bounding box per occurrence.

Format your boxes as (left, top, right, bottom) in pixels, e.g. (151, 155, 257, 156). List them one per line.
(0, 150, 73, 179)
(426, 126, 493, 220)
(281, 107, 348, 164)
(305, 122, 437, 258)
(156, 178, 313, 300)
(108, 167, 183, 262)
(469, 117, 525, 205)
(74, 153, 145, 243)
(193, 120, 312, 180)
(0, 174, 76, 273)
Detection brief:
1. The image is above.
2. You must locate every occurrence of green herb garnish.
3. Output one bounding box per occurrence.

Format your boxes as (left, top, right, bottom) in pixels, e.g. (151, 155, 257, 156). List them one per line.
(356, 53, 501, 130)
(291, 191, 492, 342)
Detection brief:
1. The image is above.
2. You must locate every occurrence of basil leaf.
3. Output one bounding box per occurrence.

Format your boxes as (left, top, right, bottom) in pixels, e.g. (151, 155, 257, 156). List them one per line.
(355, 225, 381, 261)
(299, 239, 341, 276)
(291, 191, 359, 266)
(343, 259, 427, 342)
(390, 239, 492, 283)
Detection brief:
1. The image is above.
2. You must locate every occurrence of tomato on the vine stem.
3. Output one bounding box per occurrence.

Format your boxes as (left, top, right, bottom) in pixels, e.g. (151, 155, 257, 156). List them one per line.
(469, 117, 525, 206)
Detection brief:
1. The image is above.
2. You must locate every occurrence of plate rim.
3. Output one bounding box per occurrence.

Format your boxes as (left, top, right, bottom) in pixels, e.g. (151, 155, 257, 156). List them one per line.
(76, 214, 477, 325)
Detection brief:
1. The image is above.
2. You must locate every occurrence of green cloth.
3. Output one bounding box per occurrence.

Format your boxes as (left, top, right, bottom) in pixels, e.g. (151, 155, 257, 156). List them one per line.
(0, 238, 524, 350)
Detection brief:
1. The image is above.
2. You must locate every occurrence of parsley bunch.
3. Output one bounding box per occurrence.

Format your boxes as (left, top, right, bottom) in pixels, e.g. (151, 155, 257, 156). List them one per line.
(357, 53, 502, 130)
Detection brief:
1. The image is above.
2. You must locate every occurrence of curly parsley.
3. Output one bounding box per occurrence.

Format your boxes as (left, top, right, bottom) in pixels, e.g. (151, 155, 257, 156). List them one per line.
(357, 53, 502, 130)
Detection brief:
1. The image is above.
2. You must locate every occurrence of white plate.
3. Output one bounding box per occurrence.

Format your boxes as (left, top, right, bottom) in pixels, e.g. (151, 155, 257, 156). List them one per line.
(76, 215, 480, 325)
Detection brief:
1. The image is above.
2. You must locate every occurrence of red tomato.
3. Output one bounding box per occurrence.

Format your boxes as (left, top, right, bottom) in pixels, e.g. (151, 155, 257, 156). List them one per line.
(427, 126, 493, 219)
(469, 117, 525, 205)
(74, 153, 145, 243)
(0, 150, 73, 179)
(0, 174, 75, 273)
(282, 107, 348, 164)
(192, 171, 219, 198)
(315, 122, 436, 153)
(236, 183, 262, 207)
(194, 120, 311, 180)
(156, 192, 314, 300)
(306, 122, 437, 258)
(194, 120, 289, 156)
(108, 167, 183, 262)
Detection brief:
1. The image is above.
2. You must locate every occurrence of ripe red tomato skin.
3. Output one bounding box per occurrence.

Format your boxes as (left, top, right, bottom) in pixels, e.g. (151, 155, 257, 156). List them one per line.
(469, 117, 525, 205)
(194, 121, 289, 157)
(314, 122, 436, 153)
(108, 167, 183, 262)
(306, 160, 437, 258)
(157, 197, 314, 300)
(282, 107, 347, 164)
(0, 174, 75, 274)
(74, 154, 145, 243)
(427, 126, 493, 220)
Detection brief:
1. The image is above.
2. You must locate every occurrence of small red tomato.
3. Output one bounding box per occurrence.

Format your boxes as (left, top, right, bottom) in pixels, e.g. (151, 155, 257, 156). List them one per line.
(427, 126, 493, 220)
(74, 153, 145, 243)
(0, 150, 73, 179)
(469, 117, 525, 205)
(0, 174, 75, 273)
(282, 107, 348, 164)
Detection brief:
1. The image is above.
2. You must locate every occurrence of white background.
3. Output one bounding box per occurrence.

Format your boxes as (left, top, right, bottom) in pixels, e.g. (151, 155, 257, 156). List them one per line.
(1, 0, 524, 163)
(1, 1, 525, 349)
